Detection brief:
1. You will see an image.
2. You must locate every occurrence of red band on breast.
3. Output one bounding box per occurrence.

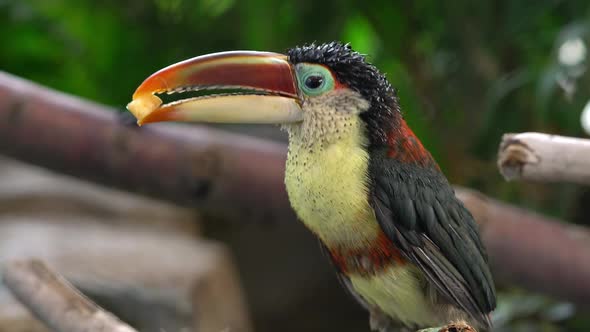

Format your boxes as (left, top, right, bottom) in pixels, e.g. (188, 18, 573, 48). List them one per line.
(329, 231, 406, 276)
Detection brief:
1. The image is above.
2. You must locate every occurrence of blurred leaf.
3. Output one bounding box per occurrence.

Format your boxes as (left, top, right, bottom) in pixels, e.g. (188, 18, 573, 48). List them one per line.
(199, 0, 234, 17)
(342, 14, 380, 56)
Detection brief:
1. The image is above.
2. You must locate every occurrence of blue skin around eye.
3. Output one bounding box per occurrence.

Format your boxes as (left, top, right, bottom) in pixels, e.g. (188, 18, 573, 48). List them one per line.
(296, 64, 335, 96)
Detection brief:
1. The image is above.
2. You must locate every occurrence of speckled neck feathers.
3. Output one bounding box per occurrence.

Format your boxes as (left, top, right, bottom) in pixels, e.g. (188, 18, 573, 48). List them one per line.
(282, 90, 378, 248)
(282, 89, 370, 149)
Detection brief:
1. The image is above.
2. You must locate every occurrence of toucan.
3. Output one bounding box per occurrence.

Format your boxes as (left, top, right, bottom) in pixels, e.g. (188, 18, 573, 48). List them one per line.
(127, 42, 496, 331)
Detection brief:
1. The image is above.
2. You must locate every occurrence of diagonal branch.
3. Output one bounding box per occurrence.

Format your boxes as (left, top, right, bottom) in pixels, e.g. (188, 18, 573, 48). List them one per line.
(2, 259, 138, 332)
(2, 71, 590, 307)
(0, 70, 294, 224)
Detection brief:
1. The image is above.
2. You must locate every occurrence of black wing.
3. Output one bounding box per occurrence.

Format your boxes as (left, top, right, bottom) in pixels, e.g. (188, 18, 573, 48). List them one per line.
(368, 149, 496, 328)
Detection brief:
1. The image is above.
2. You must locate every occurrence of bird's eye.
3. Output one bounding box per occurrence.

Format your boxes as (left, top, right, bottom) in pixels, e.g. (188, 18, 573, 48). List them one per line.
(296, 63, 335, 97)
(304, 75, 324, 89)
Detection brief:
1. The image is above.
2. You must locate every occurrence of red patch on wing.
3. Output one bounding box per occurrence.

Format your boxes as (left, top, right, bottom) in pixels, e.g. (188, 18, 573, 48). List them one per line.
(329, 231, 406, 276)
(387, 119, 437, 168)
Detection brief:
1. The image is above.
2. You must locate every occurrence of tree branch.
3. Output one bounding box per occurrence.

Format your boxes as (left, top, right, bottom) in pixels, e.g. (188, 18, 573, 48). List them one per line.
(2, 72, 590, 307)
(418, 322, 476, 332)
(0, 70, 294, 224)
(498, 132, 590, 185)
(2, 259, 138, 332)
(456, 187, 590, 306)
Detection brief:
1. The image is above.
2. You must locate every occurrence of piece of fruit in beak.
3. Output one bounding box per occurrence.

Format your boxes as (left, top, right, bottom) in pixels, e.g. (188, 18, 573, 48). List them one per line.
(126, 51, 303, 125)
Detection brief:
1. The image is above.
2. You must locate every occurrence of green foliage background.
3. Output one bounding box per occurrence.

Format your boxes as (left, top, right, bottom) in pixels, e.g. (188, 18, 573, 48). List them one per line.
(2, 1, 590, 331)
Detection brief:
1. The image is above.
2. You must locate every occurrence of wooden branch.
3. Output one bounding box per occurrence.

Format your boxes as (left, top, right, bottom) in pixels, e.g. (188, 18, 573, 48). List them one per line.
(498, 132, 590, 185)
(456, 187, 590, 307)
(2, 259, 137, 332)
(0, 71, 295, 224)
(419, 322, 476, 332)
(3, 72, 590, 307)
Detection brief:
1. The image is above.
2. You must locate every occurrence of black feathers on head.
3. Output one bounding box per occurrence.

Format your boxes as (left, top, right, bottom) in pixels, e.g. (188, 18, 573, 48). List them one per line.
(287, 41, 401, 146)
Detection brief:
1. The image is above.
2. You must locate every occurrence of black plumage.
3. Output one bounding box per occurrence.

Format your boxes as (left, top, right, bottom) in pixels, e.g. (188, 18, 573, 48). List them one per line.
(368, 148, 496, 328)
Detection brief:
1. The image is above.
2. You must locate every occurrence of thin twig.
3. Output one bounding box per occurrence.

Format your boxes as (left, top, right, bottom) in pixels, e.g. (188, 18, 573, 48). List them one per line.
(0, 70, 293, 224)
(2, 259, 138, 332)
(418, 321, 477, 332)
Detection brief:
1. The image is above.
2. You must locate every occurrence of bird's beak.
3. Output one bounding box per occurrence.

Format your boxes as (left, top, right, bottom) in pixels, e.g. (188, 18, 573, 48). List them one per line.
(126, 51, 302, 125)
